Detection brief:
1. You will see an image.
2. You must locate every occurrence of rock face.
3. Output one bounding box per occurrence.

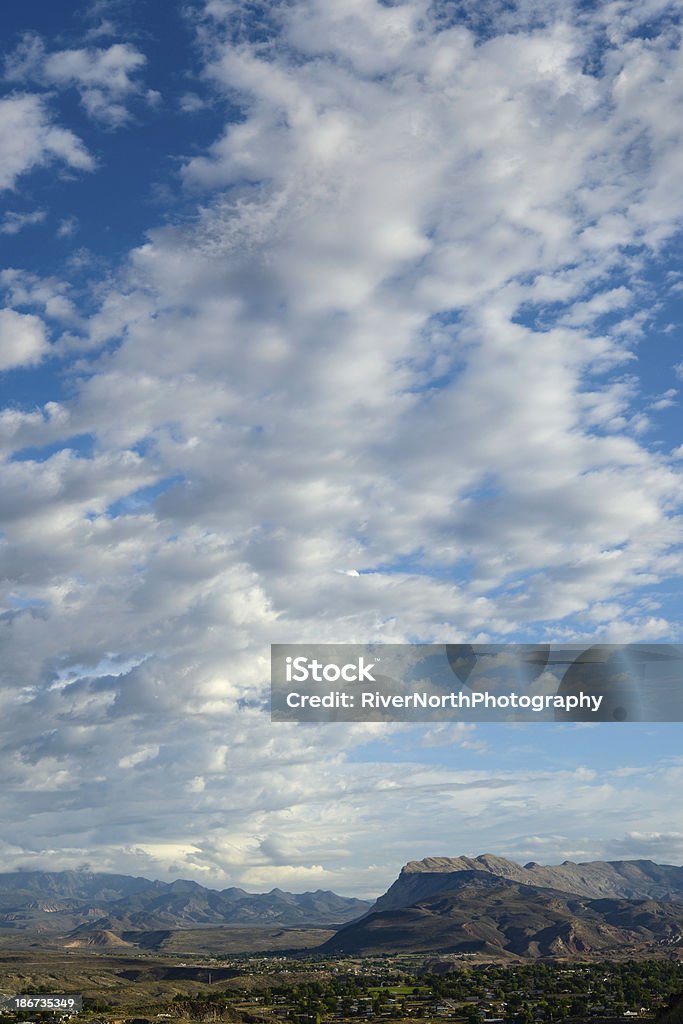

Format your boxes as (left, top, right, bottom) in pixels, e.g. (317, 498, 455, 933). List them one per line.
(372, 854, 683, 912)
(321, 855, 683, 958)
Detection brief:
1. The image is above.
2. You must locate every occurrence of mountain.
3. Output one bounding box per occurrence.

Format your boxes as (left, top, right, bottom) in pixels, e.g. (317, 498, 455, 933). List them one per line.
(0, 870, 370, 938)
(70, 885, 371, 934)
(0, 870, 165, 907)
(372, 854, 683, 911)
(322, 855, 683, 958)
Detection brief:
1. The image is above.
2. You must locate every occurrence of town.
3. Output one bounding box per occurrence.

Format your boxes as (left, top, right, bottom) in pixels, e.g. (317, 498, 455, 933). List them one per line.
(1, 953, 682, 1024)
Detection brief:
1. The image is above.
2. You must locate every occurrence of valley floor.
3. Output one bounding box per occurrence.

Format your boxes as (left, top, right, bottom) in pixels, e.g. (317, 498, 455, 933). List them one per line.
(1, 948, 682, 1024)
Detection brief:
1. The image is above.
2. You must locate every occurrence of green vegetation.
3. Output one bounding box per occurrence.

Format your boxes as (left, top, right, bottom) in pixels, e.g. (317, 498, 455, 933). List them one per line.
(0, 952, 681, 1024)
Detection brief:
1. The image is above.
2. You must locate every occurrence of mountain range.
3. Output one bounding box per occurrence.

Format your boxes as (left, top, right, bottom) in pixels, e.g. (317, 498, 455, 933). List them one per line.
(0, 870, 370, 939)
(322, 854, 683, 958)
(3, 856, 683, 959)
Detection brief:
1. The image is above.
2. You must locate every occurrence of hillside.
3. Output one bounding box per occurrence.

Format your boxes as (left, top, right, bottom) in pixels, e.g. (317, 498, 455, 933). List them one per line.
(324, 876, 683, 957)
(322, 855, 683, 958)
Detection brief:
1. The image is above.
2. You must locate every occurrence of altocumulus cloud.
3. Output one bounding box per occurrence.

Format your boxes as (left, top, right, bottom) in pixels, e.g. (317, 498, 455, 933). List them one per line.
(0, 0, 682, 893)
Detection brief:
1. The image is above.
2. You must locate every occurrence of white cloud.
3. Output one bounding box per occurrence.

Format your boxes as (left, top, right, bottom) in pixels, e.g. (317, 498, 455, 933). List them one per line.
(0, 93, 93, 190)
(0, 268, 80, 325)
(0, 729, 681, 894)
(3, 33, 45, 80)
(0, 209, 46, 235)
(179, 92, 208, 112)
(5, 36, 148, 127)
(0, 0, 683, 890)
(0, 308, 49, 370)
(560, 287, 634, 327)
(43, 43, 147, 125)
(649, 388, 678, 411)
(56, 216, 79, 238)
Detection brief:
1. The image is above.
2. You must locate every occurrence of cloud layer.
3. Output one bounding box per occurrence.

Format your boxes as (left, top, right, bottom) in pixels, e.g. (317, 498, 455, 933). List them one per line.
(0, 0, 682, 891)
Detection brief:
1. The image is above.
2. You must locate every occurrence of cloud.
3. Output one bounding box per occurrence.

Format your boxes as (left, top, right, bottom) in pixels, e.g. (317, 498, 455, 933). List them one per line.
(0, 716, 681, 895)
(179, 92, 208, 112)
(0, 268, 80, 325)
(43, 43, 147, 125)
(0, 93, 93, 190)
(0, 209, 47, 235)
(56, 216, 79, 239)
(5, 35, 148, 126)
(605, 829, 683, 862)
(123, 0, 683, 637)
(0, 308, 49, 370)
(649, 388, 678, 411)
(0, 0, 683, 890)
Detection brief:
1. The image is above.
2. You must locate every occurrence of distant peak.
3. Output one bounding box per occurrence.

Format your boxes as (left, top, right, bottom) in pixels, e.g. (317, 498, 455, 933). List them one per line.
(401, 854, 517, 875)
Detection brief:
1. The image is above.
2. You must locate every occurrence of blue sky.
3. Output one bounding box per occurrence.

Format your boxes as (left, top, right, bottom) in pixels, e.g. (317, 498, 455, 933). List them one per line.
(0, 0, 682, 897)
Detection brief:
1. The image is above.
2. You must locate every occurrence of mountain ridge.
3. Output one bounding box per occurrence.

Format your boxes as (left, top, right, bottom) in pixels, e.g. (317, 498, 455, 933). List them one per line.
(0, 869, 370, 936)
(373, 854, 683, 912)
(324, 854, 683, 958)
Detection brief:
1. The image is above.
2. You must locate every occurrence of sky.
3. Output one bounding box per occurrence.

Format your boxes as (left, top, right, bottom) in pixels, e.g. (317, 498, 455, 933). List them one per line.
(0, 0, 682, 900)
